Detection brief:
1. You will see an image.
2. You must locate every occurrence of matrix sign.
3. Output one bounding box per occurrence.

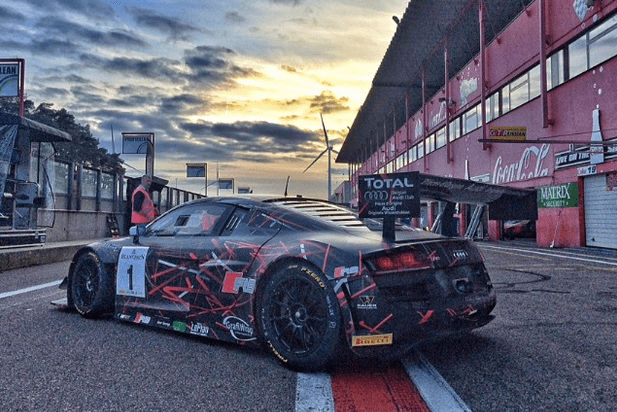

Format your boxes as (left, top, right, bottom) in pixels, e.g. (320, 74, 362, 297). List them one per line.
(538, 183, 578, 208)
(358, 172, 420, 219)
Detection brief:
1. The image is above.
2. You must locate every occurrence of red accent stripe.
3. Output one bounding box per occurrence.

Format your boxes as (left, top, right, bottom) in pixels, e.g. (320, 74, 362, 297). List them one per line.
(331, 362, 430, 412)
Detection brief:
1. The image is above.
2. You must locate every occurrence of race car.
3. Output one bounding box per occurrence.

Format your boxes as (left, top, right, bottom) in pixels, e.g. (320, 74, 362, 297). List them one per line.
(60, 196, 496, 371)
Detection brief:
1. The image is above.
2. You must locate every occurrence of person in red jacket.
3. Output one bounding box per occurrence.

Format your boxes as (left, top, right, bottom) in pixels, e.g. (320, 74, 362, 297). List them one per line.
(131, 174, 158, 234)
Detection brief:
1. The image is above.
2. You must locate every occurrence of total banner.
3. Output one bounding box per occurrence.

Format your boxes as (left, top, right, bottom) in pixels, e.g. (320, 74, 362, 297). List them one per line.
(358, 172, 420, 219)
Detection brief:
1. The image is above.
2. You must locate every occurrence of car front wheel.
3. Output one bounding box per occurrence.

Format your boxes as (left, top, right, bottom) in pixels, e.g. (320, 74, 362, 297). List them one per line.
(69, 251, 114, 318)
(258, 262, 341, 371)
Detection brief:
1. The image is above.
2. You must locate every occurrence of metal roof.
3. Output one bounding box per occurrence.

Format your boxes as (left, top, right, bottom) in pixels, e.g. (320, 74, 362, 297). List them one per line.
(0, 112, 72, 142)
(337, 0, 534, 164)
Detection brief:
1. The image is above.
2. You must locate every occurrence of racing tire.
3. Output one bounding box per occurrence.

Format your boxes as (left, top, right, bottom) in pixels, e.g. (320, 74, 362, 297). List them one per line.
(69, 251, 114, 318)
(257, 262, 341, 372)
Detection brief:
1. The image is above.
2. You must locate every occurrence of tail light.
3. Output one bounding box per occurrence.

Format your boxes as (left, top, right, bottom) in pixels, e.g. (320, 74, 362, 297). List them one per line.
(367, 250, 432, 273)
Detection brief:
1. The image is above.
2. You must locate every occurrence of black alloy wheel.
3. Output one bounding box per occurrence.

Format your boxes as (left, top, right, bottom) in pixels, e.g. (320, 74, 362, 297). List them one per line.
(258, 262, 341, 371)
(70, 251, 114, 318)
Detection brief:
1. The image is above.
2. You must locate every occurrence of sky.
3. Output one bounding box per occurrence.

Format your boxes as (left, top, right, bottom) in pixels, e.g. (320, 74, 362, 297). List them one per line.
(1, 0, 409, 198)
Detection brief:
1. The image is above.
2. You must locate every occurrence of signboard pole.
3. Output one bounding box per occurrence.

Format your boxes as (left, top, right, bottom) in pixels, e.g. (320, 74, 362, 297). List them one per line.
(19, 60, 24, 117)
(383, 217, 395, 242)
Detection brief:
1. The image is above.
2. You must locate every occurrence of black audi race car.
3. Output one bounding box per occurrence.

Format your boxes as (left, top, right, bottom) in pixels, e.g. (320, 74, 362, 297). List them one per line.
(60, 196, 495, 371)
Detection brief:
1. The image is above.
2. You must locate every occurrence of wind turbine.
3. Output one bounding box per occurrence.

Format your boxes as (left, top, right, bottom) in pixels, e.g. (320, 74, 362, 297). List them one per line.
(303, 114, 338, 200)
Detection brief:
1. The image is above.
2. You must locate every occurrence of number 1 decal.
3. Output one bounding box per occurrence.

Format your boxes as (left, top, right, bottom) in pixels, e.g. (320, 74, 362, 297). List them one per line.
(116, 247, 148, 298)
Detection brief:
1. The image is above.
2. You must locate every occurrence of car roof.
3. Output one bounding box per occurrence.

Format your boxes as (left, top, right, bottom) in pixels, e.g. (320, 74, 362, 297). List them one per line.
(203, 195, 369, 231)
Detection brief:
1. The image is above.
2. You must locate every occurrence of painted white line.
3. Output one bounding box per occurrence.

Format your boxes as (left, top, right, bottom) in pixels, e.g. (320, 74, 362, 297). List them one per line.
(479, 244, 617, 266)
(403, 349, 472, 412)
(0, 280, 62, 300)
(295, 372, 334, 412)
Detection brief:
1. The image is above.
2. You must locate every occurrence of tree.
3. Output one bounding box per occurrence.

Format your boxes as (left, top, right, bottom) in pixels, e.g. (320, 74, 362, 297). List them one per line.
(0, 99, 125, 175)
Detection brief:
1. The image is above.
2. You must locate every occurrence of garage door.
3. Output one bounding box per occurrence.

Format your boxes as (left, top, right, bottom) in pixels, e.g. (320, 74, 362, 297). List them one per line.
(584, 174, 617, 249)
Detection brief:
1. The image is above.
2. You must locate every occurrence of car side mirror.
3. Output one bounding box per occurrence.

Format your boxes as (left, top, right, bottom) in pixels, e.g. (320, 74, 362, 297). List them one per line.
(129, 226, 139, 244)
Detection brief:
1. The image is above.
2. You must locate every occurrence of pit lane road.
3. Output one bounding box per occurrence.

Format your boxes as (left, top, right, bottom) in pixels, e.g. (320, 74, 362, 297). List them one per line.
(1, 243, 616, 412)
(0, 261, 296, 412)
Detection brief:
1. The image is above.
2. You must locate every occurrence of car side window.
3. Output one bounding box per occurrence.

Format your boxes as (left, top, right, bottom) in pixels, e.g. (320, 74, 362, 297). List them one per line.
(220, 207, 249, 236)
(148, 203, 229, 236)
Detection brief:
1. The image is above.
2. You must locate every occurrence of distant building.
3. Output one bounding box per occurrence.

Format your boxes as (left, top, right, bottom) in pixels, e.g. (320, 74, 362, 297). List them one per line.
(337, 0, 617, 249)
(330, 181, 351, 205)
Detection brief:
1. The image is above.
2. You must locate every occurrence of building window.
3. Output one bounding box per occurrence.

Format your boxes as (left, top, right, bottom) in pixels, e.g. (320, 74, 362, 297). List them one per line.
(426, 133, 435, 154)
(436, 127, 446, 149)
(101, 172, 114, 200)
(589, 14, 617, 68)
(396, 153, 405, 170)
(417, 141, 424, 159)
(547, 50, 565, 90)
(568, 35, 587, 79)
(509, 72, 529, 110)
(449, 118, 460, 141)
(408, 145, 417, 163)
(529, 65, 540, 100)
(54, 161, 70, 195)
(485, 92, 499, 123)
(462, 104, 480, 135)
(81, 168, 98, 198)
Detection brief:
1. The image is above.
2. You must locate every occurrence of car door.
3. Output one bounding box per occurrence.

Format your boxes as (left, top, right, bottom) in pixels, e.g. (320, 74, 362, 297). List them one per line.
(119, 201, 282, 343)
(123, 201, 233, 315)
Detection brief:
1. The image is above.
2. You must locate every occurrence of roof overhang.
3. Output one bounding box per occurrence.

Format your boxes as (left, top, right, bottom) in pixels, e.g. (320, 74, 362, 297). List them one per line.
(0, 112, 72, 142)
(337, 0, 534, 164)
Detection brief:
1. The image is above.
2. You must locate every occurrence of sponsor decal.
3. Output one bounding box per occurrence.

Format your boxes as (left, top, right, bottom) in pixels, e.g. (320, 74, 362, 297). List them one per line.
(134, 313, 151, 324)
(356, 295, 377, 310)
(351, 333, 393, 347)
(222, 272, 255, 294)
(189, 322, 210, 337)
(268, 341, 288, 363)
(577, 165, 597, 176)
(489, 126, 527, 141)
(118, 314, 131, 321)
(116, 246, 148, 298)
(156, 320, 172, 328)
(492, 144, 551, 185)
(451, 250, 468, 260)
(358, 172, 420, 219)
(334, 266, 359, 278)
(303, 267, 325, 288)
(538, 183, 579, 208)
(223, 316, 256, 341)
(173, 321, 187, 332)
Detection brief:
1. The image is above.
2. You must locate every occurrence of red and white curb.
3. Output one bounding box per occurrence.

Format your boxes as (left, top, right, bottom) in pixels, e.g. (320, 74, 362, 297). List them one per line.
(295, 349, 472, 412)
(403, 350, 473, 412)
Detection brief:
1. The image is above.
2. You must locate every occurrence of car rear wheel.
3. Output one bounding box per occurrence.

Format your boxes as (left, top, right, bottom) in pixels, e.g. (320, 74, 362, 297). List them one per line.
(258, 262, 341, 371)
(70, 251, 114, 318)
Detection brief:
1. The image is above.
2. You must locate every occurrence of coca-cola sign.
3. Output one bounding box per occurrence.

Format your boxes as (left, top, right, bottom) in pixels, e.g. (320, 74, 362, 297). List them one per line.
(492, 144, 551, 185)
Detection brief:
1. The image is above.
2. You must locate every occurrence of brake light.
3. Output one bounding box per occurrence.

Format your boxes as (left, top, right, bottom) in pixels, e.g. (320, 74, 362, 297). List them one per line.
(371, 251, 431, 272)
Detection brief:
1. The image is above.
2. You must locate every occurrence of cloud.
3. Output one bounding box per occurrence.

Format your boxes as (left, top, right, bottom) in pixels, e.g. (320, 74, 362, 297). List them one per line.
(127, 7, 201, 40)
(20, 0, 116, 20)
(37, 17, 149, 49)
(159, 94, 208, 116)
(308, 91, 350, 114)
(176, 120, 319, 163)
(225, 11, 246, 24)
(0, 5, 26, 23)
(78, 53, 184, 82)
(270, 0, 304, 6)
